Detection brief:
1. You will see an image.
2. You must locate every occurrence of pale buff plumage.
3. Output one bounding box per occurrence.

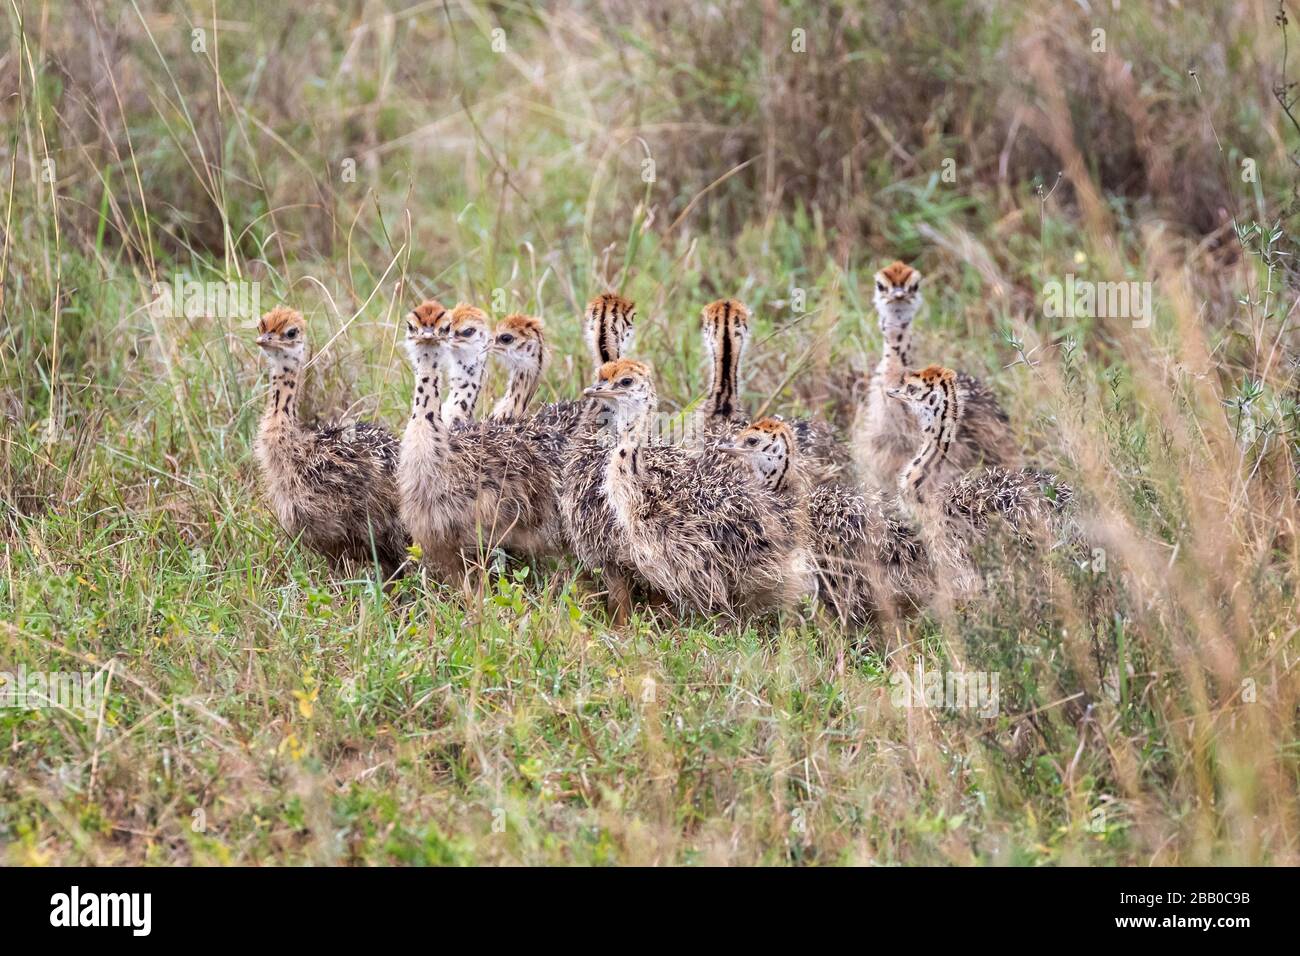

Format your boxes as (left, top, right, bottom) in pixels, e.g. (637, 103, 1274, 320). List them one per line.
(396, 300, 560, 583)
(251, 306, 407, 579)
(853, 262, 1018, 493)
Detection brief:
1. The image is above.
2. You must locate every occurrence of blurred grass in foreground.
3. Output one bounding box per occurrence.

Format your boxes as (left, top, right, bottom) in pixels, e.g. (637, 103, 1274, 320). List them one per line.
(0, 0, 1297, 864)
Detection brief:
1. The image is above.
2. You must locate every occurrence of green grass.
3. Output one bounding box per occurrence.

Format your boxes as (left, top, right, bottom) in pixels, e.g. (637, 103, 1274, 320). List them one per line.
(1, 0, 1298, 865)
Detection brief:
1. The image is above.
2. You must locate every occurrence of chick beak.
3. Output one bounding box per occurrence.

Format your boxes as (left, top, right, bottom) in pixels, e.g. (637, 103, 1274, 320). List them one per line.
(256, 333, 274, 348)
(583, 384, 618, 401)
(885, 386, 903, 401)
(717, 443, 743, 457)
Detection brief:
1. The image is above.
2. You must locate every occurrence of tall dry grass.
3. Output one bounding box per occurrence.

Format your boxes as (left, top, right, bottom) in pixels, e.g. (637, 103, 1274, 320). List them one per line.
(0, 0, 1296, 864)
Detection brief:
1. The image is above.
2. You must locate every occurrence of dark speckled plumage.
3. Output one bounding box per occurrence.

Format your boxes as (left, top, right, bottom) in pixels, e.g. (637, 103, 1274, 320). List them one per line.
(789, 417, 852, 485)
(560, 404, 635, 571)
(588, 361, 814, 618)
(890, 365, 1076, 595)
(805, 483, 931, 625)
(854, 262, 1018, 493)
(530, 398, 587, 461)
(273, 418, 408, 573)
(408, 416, 561, 552)
(726, 417, 930, 627)
(941, 467, 1073, 541)
(253, 308, 408, 579)
(312, 420, 401, 474)
(556, 295, 641, 619)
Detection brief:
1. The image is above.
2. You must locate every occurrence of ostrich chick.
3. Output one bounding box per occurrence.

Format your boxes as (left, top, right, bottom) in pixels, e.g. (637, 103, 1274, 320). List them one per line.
(483, 296, 646, 623)
(488, 313, 548, 420)
(584, 359, 814, 618)
(888, 365, 1074, 595)
(723, 417, 930, 626)
(854, 261, 1019, 492)
(251, 306, 407, 579)
(558, 294, 641, 624)
(488, 299, 636, 442)
(439, 304, 491, 426)
(695, 298, 851, 485)
(396, 300, 560, 584)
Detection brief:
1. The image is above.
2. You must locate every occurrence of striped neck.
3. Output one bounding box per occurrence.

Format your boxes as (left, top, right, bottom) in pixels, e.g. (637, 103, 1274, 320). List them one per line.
(701, 314, 746, 420)
(877, 322, 913, 375)
(441, 352, 485, 425)
(585, 298, 632, 369)
(262, 358, 301, 430)
(759, 452, 792, 493)
(491, 360, 541, 420)
(611, 402, 654, 479)
(409, 350, 446, 440)
(899, 375, 960, 503)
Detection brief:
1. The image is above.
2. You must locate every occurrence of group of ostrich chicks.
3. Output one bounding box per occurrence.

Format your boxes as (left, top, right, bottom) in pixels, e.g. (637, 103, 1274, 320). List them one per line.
(252, 261, 1074, 628)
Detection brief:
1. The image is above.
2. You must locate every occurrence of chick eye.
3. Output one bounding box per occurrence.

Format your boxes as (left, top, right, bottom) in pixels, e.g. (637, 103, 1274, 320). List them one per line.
(458, 328, 476, 338)
(745, 437, 758, 447)
(618, 377, 634, 387)
(406, 322, 415, 333)
(285, 328, 298, 339)
(876, 281, 886, 293)
(499, 333, 515, 344)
